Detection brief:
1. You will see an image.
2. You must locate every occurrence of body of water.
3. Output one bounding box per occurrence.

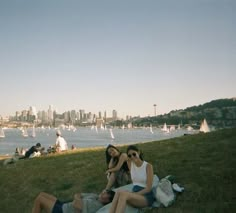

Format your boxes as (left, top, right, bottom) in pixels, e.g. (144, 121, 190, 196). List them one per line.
(0, 127, 195, 156)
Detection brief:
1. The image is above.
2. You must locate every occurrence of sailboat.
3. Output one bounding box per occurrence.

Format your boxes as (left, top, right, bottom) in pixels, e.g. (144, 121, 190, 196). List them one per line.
(31, 125, 36, 138)
(199, 119, 210, 133)
(95, 125, 98, 133)
(161, 123, 169, 132)
(177, 124, 181, 130)
(109, 129, 115, 140)
(0, 127, 5, 138)
(150, 125, 154, 134)
(22, 127, 29, 137)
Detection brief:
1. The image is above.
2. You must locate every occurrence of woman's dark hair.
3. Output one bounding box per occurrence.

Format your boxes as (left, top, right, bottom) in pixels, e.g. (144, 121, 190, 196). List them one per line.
(106, 190, 116, 203)
(126, 145, 144, 160)
(105, 144, 121, 165)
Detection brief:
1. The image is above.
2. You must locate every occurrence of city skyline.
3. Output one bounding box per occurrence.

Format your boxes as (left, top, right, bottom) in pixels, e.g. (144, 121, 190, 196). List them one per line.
(0, 1, 235, 118)
(8, 105, 121, 120)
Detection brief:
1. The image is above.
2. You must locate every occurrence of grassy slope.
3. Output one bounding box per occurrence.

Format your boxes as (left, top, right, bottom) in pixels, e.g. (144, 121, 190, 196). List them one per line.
(0, 128, 236, 213)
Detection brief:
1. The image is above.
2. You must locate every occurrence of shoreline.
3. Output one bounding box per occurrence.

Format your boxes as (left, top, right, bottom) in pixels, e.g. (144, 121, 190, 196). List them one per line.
(0, 140, 156, 161)
(0, 143, 133, 161)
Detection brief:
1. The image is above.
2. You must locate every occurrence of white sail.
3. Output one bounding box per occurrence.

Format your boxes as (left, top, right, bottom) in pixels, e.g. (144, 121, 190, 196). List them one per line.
(110, 129, 115, 139)
(22, 127, 29, 137)
(178, 124, 181, 130)
(31, 126, 36, 138)
(161, 123, 170, 133)
(150, 125, 153, 134)
(0, 128, 5, 138)
(187, 126, 193, 131)
(200, 119, 210, 133)
(161, 123, 167, 131)
(170, 125, 175, 131)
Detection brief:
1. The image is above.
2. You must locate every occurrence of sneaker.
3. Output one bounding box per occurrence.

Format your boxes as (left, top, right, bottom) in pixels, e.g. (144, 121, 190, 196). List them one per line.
(172, 183, 184, 192)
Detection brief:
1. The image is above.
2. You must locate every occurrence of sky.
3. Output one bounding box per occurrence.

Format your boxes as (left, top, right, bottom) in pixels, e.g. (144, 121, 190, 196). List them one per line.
(0, 0, 235, 118)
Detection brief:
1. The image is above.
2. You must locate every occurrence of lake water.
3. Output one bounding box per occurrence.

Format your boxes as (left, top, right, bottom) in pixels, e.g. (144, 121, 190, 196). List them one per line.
(0, 127, 194, 155)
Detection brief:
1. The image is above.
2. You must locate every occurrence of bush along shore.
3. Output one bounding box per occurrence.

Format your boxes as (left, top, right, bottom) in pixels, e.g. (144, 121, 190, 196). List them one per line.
(0, 128, 236, 213)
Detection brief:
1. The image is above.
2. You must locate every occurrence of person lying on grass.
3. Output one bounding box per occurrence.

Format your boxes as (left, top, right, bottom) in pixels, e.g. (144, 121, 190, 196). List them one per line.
(32, 189, 115, 213)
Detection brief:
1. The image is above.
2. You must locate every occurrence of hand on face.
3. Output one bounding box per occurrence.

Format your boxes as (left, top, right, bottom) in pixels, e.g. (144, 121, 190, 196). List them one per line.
(127, 151, 139, 160)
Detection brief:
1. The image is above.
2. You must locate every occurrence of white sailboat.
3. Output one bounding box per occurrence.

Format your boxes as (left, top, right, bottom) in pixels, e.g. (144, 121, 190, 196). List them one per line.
(187, 126, 193, 131)
(22, 127, 29, 137)
(150, 125, 154, 134)
(100, 123, 105, 130)
(109, 129, 115, 139)
(31, 125, 36, 138)
(0, 127, 5, 138)
(199, 119, 210, 133)
(177, 124, 181, 130)
(170, 125, 176, 131)
(161, 123, 169, 132)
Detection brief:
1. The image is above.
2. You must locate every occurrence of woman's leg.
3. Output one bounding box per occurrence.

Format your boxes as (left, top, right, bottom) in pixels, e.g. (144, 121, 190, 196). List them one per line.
(114, 191, 148, 213)
(32, 192, 57, 213)
(109, 190, 121, 213)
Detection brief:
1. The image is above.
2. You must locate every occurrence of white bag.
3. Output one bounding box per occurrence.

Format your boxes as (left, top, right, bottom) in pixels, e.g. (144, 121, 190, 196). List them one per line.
(155, 178, 175, 207)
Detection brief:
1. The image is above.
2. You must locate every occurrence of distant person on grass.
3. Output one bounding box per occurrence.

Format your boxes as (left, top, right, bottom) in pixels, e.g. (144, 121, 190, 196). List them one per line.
(32, 190, 115, 213)
(55, 130, 68, 152)
(3, 143, 44, 165)
(104, 144, 131, 192)
(19, 143, 44, 159)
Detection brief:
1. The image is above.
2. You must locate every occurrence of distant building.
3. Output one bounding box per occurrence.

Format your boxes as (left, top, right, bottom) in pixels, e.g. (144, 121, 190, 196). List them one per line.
(112, 110, 118, 120)
(96, 118, 104, 128)
(48, 105, 54, 122)
(29, 106, 37, 122)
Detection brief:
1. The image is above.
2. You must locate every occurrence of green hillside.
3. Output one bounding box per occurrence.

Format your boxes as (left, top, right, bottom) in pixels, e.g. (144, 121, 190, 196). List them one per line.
(131, 98, 236, 128)
(0, 128, 236, 213)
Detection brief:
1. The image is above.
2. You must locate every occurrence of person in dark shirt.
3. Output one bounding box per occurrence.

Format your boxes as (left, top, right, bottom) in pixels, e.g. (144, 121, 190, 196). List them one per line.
(20, 143, 44, 159)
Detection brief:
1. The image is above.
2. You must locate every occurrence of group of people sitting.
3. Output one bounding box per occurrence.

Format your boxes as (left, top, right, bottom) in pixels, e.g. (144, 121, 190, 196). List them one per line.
(32, 144, 155, 213)
(14, 130, 69, 159)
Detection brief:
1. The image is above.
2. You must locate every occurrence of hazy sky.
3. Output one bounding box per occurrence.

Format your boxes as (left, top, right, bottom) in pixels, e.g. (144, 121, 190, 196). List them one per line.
(0, 0, 235, 118)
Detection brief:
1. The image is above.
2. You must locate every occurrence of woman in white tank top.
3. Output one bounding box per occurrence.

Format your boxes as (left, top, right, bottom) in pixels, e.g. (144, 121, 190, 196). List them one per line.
(109, 145, 154, 213)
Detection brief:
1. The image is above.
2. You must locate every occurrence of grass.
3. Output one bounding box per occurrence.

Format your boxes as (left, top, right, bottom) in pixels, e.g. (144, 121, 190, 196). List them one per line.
(0, 128, 236, 213)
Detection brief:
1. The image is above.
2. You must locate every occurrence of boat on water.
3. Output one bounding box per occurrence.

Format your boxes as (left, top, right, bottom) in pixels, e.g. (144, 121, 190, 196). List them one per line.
(150, 125, 154, 134)
(199, 119, 210, 133)
(109, 128, 115, 139)
(161, 123, 169, 133)
(22, 127, 29, 137)
(0, 128, 5, 138)
(30, 125, 36, 138)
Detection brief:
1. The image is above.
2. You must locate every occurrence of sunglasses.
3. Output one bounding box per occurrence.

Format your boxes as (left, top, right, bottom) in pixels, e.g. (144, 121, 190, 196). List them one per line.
(128, 153, 137, 158)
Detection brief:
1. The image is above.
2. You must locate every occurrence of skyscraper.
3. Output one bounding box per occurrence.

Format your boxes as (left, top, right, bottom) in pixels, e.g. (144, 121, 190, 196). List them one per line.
(112, 110, 117, 120)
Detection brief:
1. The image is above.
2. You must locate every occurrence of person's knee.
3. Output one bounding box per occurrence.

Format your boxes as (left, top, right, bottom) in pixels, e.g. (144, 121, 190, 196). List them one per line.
(118, 191, 128, 201)
(109, 172, 116, 180)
